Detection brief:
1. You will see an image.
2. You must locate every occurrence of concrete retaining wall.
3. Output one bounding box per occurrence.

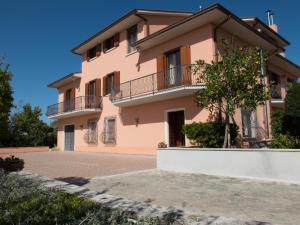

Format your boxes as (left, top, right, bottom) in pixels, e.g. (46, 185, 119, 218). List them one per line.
(157, 148, 300, 184)
(0, 146, 49, 154)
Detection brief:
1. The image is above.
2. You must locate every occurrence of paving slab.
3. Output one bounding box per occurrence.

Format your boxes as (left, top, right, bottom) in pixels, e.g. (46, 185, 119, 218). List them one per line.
(84, 170, 300, 225)
(0, 151, 155, 184)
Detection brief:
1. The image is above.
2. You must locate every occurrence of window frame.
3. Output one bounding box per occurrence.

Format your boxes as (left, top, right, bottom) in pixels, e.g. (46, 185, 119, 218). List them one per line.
(103, 116, 116, 144)
(127, 24, 138, 53)
(104, 36, 115, 52)
(87, 46, 97, 60)
(241, 108, 257, 138)
(106, 73, 115, 95)
(87, 119, 98, 144)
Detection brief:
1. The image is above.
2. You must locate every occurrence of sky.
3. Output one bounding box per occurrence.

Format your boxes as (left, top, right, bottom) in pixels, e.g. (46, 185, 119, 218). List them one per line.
(1, 0, 299, 123)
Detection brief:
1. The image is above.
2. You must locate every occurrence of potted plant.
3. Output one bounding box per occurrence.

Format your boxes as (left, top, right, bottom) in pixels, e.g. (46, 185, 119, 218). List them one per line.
(1, 155, 25, 172)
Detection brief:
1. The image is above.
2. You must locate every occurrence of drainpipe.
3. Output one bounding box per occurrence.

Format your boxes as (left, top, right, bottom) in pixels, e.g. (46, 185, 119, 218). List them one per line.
(213, 15, 231, 62)
(262, 46, 281, 138)
(213, 16, 231, 122)
(135, 13, 150, 36)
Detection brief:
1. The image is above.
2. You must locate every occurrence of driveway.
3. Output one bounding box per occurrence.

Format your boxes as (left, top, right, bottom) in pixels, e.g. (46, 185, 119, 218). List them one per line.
(85, 170, 300, 225)
(0, 151, 155, 185)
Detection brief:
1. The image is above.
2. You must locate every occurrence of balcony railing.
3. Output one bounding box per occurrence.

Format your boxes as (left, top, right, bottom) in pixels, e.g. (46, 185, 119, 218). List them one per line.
(111, 64, 204, 102)
(271, 84, 282, 99)
(46, 96, 102, 117)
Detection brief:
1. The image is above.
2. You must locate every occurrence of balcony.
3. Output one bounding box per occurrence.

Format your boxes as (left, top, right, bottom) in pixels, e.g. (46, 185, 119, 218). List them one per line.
(111, 65, 205, 107)
(270, 84, 284, 106)
(46, 96, 102, 119)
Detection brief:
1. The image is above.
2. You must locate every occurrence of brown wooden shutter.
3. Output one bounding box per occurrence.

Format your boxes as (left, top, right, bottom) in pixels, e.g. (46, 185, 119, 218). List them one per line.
(71, 88, 76, 110)
(85, 83, 90, 108)
(180, 45, 191, 85)
(156, 55, 166, 90)
(96, 44, 101, 57)
(114, 71, 120, 93)
(103, 40, 107, 52)
(95, 79, 101, 108)
(103, 76, 107, 96)
(113, 33, 120, 47)
(85, 51, 90, 61)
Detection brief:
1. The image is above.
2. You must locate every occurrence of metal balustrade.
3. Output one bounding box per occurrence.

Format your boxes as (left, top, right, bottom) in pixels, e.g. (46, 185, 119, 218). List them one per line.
(111, 64, 203, 102)
(46, 96, 102, 117)
(271, 84, 282, 99)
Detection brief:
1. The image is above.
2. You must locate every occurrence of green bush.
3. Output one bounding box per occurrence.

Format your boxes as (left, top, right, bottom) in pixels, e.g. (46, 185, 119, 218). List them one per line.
(269, 134, 299, 149)
(271, 110, 284, 136)
(182, 122, 238, 147)
(0, 172, 165, 225)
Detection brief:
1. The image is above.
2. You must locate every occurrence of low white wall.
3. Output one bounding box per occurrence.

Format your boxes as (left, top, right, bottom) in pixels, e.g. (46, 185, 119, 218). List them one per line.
(157, 148, 300, 184)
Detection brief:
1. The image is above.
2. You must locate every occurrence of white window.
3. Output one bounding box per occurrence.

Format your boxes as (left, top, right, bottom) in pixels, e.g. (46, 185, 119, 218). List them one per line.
(104, 117, 116, 144)
(87, 120, 97, 144)
(241, 109, 257, 138)
(127, 24, 138, 53)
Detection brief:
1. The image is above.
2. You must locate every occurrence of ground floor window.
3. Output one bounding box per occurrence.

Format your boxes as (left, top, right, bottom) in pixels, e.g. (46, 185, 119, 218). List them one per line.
(87, 119, 98, 144)
(241, 108, 257, 138)
(104, 117, 116, 144)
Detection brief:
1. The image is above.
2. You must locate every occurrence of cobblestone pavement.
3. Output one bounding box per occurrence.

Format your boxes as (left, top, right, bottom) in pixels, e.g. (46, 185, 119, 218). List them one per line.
(85, 170, 300, 225)
(0, 151, 155, 184)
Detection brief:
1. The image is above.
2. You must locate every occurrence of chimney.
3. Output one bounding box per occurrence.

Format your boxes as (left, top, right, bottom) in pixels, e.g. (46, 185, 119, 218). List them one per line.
(266, 10, 278, 32)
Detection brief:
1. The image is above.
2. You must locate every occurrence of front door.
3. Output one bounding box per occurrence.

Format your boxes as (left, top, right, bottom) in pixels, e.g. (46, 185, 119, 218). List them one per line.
(64, 125, 75, 151)
(168, 110, 185, 147)
(166, 50, 181, 87)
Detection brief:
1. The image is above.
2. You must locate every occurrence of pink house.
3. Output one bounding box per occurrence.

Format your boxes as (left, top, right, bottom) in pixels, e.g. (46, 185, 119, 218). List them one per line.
(47, 4, 300, 154)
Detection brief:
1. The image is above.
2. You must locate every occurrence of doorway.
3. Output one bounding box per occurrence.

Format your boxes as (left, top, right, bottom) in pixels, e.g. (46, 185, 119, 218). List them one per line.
(167, 110, 185, 147)
(64, 125, 75, 151)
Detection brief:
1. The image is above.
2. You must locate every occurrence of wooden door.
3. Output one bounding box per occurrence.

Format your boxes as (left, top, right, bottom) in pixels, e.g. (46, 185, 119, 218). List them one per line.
(168, 110, 185, 147)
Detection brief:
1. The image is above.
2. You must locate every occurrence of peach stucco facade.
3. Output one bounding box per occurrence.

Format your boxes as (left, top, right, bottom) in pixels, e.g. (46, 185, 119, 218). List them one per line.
(48, 5, 300, 154)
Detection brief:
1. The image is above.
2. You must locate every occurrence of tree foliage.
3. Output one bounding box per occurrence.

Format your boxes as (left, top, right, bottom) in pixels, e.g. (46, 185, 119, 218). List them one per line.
(0, 60, 14, 146)
(10, 104, 50, 147)
(194, 42, 269, 147)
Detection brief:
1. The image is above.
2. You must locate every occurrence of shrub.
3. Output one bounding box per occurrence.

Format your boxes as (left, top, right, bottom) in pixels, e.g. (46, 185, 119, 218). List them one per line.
(0, 172, 166, 225)
(0, 155, 24, 172)
(182, 122, 238, 147)
(269, 134, 299, 149)
(271, 110, 284, 136)
(157, 142, 167, 148)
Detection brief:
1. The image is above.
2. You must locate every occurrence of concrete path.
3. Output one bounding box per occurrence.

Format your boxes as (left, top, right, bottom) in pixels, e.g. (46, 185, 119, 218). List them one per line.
(85, 170, 300, 225)
(0, 151, 155, 185)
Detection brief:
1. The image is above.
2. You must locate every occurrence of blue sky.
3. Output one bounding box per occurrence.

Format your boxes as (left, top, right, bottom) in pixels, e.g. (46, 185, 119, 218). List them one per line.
(1, 0, 299, 123)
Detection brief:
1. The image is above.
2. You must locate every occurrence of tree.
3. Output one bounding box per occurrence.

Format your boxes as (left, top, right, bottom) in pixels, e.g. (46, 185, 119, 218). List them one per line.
(194, 42, 269, 148)
(10, 104, 49, 146)
(0, 59, 14, 146)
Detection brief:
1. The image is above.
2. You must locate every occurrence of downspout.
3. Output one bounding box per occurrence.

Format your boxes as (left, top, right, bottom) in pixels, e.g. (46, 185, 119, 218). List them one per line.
(213, 16, 231, 123)
(213, 15, 231, 62)
(262, 46, 281, 138)
(134, 13, 150, 36)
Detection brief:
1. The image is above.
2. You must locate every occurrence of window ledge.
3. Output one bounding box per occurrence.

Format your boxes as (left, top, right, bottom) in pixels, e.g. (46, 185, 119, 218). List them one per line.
(104, 47, 117, 54)
(88, 57, 97, 62)
(125, 50, 138, 57)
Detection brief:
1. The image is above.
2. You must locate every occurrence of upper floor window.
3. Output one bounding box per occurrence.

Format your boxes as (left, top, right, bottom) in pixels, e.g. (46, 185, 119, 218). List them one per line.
(88, 46, 97, 59)
(103, 33, 119, 52)
(103, 71, 120, 96)
(106, 73, 115, 95)
(127, 24, 138, 53)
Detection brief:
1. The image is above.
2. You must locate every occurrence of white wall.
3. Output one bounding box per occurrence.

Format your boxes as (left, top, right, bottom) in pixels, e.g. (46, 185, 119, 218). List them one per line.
(157, 148, 300, 184)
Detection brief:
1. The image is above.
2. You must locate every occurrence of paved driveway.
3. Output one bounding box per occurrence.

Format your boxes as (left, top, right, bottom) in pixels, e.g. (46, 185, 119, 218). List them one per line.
(85, 170, 300, 225)
(0, 151, 155, 185)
